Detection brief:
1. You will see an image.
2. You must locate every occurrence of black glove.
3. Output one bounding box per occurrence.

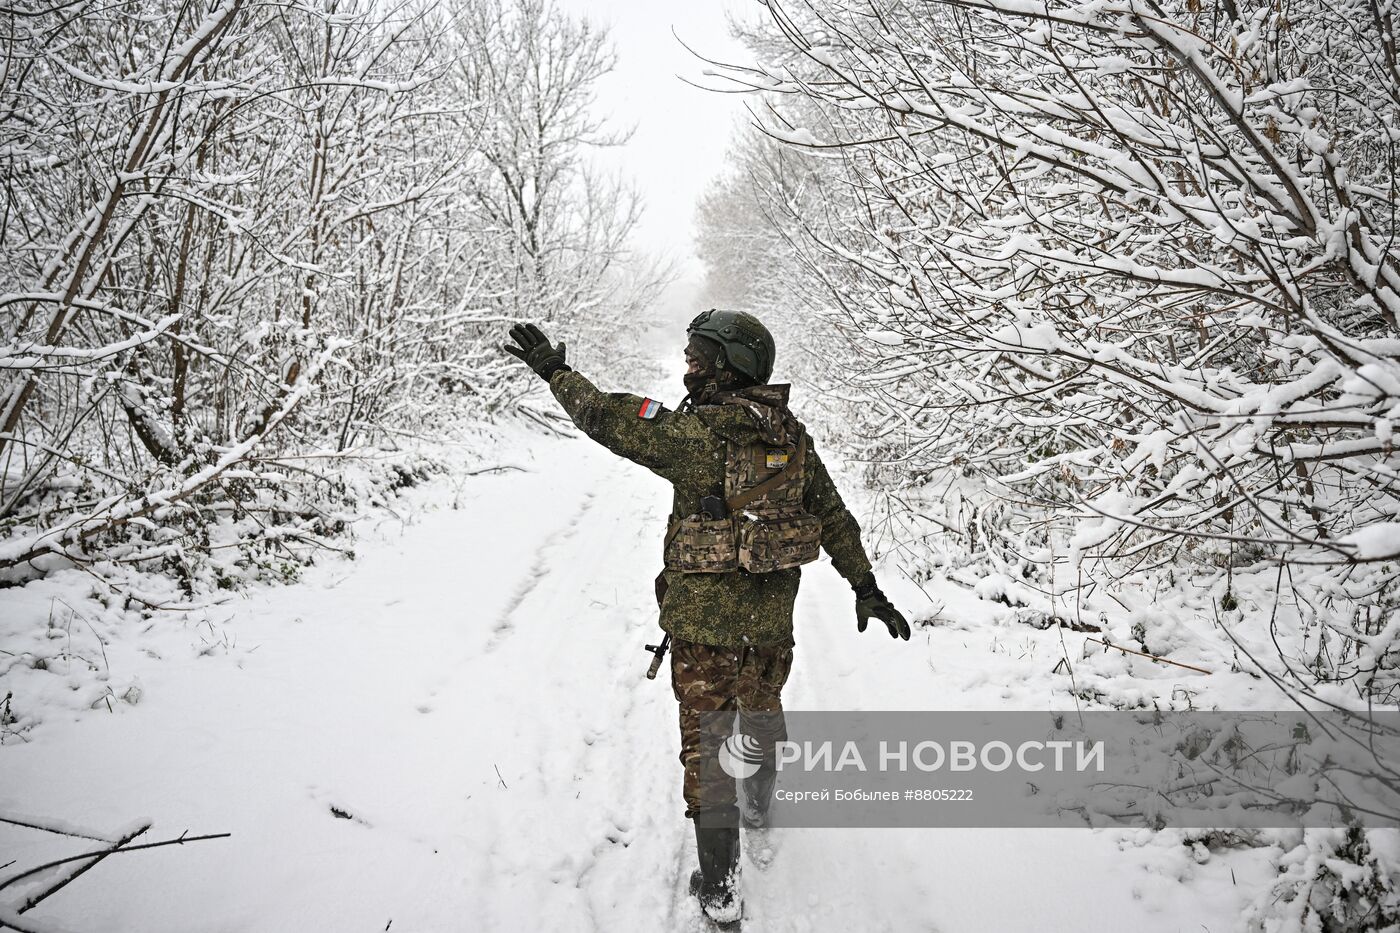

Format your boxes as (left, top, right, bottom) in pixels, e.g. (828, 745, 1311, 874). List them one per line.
(504, 322, 570, 382)
(853, 573, 911, 640)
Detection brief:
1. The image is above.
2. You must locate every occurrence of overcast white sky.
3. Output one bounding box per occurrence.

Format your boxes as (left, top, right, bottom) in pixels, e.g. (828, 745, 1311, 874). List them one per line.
(551, 0, 761, 320)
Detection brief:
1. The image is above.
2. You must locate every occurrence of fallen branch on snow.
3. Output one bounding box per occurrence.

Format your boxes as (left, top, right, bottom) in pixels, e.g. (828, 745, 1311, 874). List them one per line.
(1085, 636, 1211, 675)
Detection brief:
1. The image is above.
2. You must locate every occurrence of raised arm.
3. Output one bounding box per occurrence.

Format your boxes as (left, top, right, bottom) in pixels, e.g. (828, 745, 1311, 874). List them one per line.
(548, 369, 702, 481)
(503, 322, 703, 484)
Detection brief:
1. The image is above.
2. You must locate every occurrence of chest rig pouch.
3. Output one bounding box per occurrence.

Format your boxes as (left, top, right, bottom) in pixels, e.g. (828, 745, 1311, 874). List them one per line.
(664, 399, 823, 574)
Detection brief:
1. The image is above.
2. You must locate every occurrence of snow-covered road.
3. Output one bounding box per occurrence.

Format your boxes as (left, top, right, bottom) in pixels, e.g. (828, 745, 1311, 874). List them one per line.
(4, 430, 1272, 932)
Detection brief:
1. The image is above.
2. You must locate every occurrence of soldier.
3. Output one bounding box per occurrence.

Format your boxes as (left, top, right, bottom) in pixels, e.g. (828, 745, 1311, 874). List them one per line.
(504, 311, 910, 926)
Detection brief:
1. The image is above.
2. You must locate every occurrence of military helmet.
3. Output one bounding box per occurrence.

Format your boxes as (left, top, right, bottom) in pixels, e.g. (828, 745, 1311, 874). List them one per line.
(687, 309, 776, 385)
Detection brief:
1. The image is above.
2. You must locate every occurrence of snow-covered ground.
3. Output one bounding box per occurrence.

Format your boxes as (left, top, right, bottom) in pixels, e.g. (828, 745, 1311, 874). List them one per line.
(3, 413, 1293, 932)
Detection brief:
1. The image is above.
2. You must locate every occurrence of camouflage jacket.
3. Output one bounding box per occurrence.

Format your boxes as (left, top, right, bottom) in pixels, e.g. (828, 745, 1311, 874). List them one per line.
(549, 370, 873, 648)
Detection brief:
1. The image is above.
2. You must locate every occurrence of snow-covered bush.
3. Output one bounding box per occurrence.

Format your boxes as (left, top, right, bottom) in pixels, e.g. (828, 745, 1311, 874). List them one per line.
(0, 0, 660, 591)
(700, 0, 1400, 702)
(1243, 827, 1400, 933)
(698, 2, 1400, 925)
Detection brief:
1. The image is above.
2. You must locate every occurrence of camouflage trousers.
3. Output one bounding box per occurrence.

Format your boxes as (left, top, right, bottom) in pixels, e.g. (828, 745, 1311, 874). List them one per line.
(670, 638, 793, 823)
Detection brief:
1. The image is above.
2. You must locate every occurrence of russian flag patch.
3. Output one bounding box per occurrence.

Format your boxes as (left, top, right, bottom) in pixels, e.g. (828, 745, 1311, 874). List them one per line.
(638, 398, 662, 419)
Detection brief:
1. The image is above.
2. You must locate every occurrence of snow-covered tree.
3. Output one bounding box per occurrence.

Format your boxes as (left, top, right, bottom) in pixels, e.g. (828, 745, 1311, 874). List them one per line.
(699, 6, 1400, 923)
(0, 0, 659, 589)
(703, 0, 1400, 700)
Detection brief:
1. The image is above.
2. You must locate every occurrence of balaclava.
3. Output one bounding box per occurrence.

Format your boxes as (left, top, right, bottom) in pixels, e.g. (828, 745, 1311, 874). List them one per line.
(683, 333, 723, 400)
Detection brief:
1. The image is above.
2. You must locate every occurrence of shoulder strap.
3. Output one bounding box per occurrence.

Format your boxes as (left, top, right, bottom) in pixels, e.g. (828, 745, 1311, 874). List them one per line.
(663, 517, 684, 551)
(725, 431, 806, 513)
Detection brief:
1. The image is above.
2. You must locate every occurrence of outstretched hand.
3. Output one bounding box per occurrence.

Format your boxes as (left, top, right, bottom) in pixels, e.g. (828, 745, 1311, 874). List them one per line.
(504, 322, 570, 382)
(854, 574, 911, 640)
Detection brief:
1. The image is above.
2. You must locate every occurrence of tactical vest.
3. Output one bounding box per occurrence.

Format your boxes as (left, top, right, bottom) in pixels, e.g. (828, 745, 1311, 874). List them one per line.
(664, 399, 823, 575)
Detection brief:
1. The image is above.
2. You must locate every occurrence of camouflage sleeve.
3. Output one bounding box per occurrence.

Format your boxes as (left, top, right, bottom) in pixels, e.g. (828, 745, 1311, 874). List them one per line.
(548, 370, 703, 481)
(802, 443, 874, 586)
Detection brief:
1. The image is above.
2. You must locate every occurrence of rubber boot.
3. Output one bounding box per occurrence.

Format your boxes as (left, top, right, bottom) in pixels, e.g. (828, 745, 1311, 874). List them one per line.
(741, 767, 776, 829)
(688, 822, 742, 924)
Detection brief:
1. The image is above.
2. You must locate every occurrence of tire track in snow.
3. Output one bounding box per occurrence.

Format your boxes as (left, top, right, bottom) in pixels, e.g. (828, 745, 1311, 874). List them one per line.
(482, 490, 597, 653)
(423, 451, 685, 930)
(529, 479, 686, 930)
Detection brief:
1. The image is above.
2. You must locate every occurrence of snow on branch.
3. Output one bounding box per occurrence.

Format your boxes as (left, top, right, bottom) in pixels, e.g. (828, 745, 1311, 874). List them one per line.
(701, 0, 1400, 722)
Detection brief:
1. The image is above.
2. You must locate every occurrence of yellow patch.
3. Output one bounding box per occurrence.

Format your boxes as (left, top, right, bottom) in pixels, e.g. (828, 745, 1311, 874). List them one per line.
(765, 450, 789, 470)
